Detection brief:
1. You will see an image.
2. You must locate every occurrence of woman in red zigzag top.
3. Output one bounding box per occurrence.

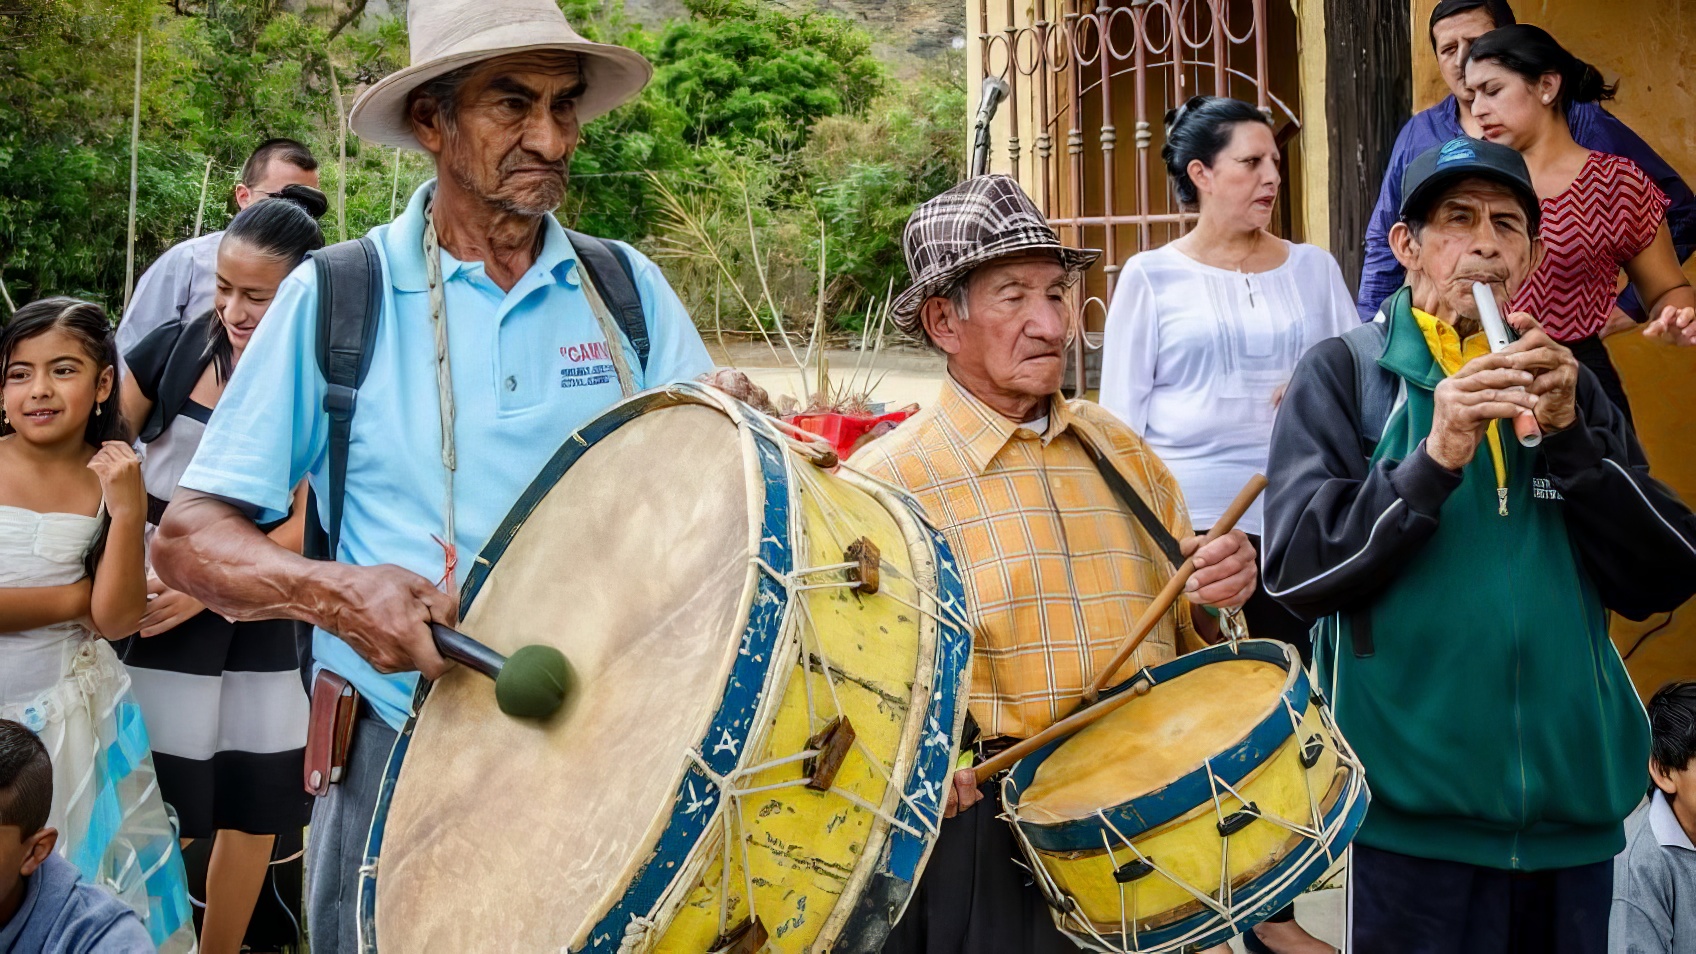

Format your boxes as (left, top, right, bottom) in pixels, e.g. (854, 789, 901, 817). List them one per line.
(1466, 23, 1696, 425)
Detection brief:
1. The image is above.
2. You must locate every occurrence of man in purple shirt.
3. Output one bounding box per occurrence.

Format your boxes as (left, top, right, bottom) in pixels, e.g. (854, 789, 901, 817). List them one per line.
(1357, 0, 1695, 322)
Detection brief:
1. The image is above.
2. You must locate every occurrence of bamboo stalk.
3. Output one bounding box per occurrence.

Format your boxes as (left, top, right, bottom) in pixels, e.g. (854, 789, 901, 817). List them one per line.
(389, 148, 402, 218)
(811, 214, 829, 406)
(191, 156, 214, 238)
(328, 61, 348, 242)
(121, 31, 143, 312)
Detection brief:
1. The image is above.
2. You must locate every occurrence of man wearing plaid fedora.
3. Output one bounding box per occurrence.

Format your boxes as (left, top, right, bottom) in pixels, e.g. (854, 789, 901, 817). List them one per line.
(849, 175, 1256, 953)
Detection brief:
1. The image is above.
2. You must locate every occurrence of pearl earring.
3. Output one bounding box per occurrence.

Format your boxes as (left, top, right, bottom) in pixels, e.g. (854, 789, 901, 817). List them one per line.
(95, 406, 101, 417)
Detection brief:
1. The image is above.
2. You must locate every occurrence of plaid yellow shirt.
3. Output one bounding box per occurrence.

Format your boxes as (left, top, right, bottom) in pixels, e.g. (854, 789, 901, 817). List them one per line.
(850, 377, 1199, 740)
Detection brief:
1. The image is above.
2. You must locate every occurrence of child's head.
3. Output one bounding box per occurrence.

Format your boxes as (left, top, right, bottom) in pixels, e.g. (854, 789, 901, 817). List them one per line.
(0, 297, 125, 449)
(1649, 681, 1696, 801)
(206, 185, 326, 381)
(0, 720, 56, 912)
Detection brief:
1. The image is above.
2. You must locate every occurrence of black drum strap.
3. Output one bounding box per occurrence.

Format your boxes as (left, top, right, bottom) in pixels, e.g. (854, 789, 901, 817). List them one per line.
(1084, 444, 1184, 570)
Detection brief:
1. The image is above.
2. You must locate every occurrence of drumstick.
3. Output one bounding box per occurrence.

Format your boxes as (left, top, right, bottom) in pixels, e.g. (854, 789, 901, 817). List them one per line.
(972, 676, 1152, 783)
(969, 476, 1267, 784)
(1081, 474, 1268, 704)
(430, 623, 574, 719)
(1472, 281, 1542, 448)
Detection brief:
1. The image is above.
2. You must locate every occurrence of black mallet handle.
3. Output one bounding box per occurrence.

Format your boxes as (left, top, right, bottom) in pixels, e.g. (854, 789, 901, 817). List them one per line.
(430, 622, 506, 680)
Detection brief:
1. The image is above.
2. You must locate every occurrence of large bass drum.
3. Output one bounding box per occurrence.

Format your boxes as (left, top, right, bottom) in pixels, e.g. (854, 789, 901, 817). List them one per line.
(357, 384, 972, 952)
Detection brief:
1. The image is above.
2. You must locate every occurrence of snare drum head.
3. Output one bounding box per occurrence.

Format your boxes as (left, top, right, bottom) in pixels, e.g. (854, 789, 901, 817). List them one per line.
(1019, 657, 1287, 823)
(373, 403, 756, 951)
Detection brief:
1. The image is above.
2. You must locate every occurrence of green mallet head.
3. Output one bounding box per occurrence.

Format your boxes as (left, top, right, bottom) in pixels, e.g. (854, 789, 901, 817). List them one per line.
(494, 645, 574, 719)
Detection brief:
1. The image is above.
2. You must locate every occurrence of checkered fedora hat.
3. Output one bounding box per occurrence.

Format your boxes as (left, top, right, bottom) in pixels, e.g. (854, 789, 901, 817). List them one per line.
(891, 175, 1101, 334)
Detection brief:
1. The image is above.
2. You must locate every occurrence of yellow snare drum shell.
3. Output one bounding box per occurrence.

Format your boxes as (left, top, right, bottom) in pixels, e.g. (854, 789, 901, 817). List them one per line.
(1030, 702, 1340, 933)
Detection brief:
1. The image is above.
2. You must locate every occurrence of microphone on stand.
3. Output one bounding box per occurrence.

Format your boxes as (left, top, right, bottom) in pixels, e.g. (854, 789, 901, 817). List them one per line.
(971, 76, 1009, 178)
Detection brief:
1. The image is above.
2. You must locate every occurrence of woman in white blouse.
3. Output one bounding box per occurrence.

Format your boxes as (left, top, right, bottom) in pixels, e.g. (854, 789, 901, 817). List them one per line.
(1101, 95, 1356, 954)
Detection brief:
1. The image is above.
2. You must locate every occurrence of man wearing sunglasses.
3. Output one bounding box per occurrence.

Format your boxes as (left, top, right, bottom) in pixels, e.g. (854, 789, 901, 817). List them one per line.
(118, 138, 322, 358)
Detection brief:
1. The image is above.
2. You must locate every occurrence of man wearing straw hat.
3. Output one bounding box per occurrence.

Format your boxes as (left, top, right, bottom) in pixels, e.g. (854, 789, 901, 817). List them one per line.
(150, 2, 722, 947)
(848, 175, 1257, 953)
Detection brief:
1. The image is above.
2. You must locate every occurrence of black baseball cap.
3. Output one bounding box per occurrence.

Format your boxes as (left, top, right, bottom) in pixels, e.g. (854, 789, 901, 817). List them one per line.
(1399, 136, 1541, 235)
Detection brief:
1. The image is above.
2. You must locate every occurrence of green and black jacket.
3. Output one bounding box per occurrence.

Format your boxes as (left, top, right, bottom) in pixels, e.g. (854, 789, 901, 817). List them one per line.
(1261, 287, 1696, 871)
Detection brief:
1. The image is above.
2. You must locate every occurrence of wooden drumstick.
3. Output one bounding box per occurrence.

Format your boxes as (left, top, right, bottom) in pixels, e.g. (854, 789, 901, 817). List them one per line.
(1081, 474, 1268, 704)
(972, 676, 1152, 783)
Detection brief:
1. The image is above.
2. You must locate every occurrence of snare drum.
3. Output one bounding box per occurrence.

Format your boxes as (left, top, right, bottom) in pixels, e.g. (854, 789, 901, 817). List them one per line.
(1002, 639, 1367, 953)
(357, 384, 972, 952)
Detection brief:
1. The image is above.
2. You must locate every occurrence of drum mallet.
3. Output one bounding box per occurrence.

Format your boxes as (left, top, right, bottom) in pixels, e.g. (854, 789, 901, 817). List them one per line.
(429, 623, 574, 720)
(971, 474, 1268, 783)
(1083, 473, 1269, 705)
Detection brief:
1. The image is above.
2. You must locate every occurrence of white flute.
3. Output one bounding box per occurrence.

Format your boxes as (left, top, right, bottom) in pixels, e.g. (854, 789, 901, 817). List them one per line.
(1472, 281, 1542, 448)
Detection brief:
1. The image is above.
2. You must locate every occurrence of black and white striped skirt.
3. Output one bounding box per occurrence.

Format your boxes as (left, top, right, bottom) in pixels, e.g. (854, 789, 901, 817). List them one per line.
(118, 613, 312, 838)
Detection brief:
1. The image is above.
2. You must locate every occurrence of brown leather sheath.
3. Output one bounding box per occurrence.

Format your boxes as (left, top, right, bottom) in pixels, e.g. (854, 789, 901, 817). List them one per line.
(304, 669, 360, 797)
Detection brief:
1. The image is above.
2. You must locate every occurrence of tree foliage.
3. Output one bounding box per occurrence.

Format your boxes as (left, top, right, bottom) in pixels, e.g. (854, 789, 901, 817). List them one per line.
(0, 0, 963, 334)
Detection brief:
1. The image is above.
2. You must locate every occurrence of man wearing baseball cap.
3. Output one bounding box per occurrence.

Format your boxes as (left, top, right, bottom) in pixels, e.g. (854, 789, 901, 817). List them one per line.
(850, 175, 1257, 953)
(148, 1, 722, 946)
(1261, 137, 1696, 952)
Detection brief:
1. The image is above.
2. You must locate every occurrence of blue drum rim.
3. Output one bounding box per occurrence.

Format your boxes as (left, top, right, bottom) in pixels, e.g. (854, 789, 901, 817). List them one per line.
(1004, 640, 1313, 854)
(356, 384, 973, 952)
(1072, 766, 1368, 952)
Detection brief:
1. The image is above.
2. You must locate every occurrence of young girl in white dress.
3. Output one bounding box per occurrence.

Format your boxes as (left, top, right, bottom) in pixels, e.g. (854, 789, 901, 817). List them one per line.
(0, 296, 196, 952)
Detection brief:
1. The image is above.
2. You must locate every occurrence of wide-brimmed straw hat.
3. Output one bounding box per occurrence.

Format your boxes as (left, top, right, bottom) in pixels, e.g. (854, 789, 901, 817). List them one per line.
(348, 0, 653, 152)
(891, 175, 1101, 336)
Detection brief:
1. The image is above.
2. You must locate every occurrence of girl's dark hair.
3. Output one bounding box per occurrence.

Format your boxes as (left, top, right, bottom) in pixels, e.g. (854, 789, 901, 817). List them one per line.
(1650, 681, 1696, 775)
(1466, 24, 1616, 112)
(1161, 96, 1273, 209)
(203, 185, 327, 381)
(2, 298, 128, 578)
(1, 296, 126, 448)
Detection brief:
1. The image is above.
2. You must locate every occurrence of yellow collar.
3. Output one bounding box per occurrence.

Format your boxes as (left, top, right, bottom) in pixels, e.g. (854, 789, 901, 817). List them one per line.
(935, 375, 1074, 475)
(1412, 307, 1491, 376)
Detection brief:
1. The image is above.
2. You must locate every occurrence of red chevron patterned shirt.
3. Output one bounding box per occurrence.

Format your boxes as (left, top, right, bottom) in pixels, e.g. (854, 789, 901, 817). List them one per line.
(1511, 152, 1670, 342)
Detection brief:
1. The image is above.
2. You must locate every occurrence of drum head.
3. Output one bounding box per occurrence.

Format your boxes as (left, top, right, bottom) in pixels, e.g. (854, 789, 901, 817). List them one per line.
(373, 403, 758, 951)
(1018, 657, 1288, 822)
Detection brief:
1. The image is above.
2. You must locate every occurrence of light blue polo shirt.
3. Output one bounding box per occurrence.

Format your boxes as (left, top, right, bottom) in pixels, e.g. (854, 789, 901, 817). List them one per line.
(179, 180, 713, 728)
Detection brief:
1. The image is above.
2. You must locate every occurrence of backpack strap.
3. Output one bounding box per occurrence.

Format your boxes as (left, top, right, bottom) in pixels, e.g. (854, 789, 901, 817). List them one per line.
(1342, 320, 1395, 455)
(564, 229, 650, 373)
(1339, 319, 1397, 659)
(308, 237, 383, 561)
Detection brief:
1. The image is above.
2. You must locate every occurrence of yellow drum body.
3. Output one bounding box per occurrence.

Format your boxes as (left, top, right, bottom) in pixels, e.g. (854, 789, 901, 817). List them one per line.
(1003, 641, 1368, 953)
(358, 386, 972, 953)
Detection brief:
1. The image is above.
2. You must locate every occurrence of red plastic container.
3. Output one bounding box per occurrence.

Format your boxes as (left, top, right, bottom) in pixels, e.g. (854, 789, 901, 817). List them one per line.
(784, 409, 915, 459)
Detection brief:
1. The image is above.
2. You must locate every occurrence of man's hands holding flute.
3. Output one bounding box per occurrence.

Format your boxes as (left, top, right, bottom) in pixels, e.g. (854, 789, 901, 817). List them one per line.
(1427, 312, 1579, 471)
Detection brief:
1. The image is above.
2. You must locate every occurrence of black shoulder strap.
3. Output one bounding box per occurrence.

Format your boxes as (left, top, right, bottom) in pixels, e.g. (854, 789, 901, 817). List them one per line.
(1084, 444, 1185, 570)
(564, 229, 650, 373)
(1342, 320, 1394, 455)
(308, 237, 383, 560)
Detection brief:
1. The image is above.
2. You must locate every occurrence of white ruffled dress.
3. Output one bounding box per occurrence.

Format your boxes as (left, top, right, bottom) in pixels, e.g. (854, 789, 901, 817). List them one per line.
(0, 503, 197, 953)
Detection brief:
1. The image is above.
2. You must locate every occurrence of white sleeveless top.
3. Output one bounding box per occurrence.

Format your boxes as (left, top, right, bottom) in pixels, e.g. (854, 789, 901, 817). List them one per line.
(0, 502, 105, 706)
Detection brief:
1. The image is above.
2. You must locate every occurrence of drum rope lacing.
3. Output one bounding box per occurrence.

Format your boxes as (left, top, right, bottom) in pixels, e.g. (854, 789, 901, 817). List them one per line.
(661, 452, 963, 946)
(1005, 692, 1370, 953)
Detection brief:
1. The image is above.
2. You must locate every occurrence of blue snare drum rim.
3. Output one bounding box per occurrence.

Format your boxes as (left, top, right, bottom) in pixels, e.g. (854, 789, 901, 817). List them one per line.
(1003, 639, 1314, 854)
